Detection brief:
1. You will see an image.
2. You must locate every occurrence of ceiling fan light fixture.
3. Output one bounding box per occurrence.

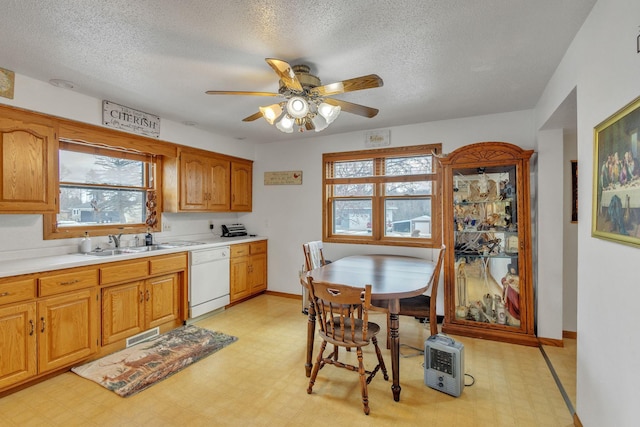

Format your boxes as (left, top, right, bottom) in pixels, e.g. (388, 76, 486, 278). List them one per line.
(286, 96, 309, 119)
(310, 114, 328, 132)
(318, 102, 341, 124)
(276, 115, 295, 133)
(259, 103, 283, 125)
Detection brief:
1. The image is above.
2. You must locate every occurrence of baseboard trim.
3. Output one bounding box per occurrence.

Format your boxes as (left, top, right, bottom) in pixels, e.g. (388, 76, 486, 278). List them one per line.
(538, 336, 564, 347)
(573, 412, 582, 426)
(563, 330, 577, 339)
(265, 290, 300, 300)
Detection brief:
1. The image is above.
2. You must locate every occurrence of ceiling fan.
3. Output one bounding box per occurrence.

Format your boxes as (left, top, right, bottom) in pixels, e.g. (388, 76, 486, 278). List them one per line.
(205, 58, 383, 133)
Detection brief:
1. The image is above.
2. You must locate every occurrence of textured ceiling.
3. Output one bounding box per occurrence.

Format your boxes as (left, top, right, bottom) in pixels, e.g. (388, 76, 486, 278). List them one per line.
(0, 0, 595, 144)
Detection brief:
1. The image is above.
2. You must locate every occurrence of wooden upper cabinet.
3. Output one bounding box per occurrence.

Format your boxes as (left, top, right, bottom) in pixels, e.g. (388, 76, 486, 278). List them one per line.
(231, 160, 252, 212)
(0, 107, 58, 213)
(208, 157, 231, 211)
(179, 151, 230, 211)
(163, 147, 251, 212)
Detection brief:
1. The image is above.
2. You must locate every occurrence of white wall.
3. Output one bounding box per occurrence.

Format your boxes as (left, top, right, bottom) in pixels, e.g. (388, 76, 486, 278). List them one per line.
(563, 130, 578, 333)
(242, 110, 537, 319)
(535, 0, 640, 424)
(536, 129, 564, 340)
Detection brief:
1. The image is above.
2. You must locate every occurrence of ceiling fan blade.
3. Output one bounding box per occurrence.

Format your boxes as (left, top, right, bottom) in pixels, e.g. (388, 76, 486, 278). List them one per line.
(205, 90, 280, 96)
(311, 74, 383, 97)
(324, 98, 379, 118)
(242, 111, 264, 122)
(265, 58, 303, 92)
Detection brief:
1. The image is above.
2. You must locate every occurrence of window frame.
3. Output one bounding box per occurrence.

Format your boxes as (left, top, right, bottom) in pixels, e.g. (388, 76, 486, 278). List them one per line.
(323, 144, 442, 247)
(44, 121, 169, 240)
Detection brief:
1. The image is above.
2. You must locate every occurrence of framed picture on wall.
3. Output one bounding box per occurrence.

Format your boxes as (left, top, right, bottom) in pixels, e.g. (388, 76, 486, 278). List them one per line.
(592, 95, 640, 246)
(571, 160, 578, 223)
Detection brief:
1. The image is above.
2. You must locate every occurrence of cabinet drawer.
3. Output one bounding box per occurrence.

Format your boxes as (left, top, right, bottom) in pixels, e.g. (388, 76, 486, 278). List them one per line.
(39, 269, 98, 297)
(250, 241, 267, 255)
(100, 260, 149, 285)
(150, 253, 187, 275)
(230, 244, 250, 258)
(0, 278, 36, 305)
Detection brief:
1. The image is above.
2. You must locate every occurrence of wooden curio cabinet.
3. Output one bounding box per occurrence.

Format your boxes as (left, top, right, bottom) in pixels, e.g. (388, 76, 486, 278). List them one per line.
(438, 142, 537, 346)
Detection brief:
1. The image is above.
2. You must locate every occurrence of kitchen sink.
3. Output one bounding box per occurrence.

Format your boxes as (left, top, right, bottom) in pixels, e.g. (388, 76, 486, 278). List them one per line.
(124, 244, 176, 252)
(85, 249, 130, 256)
(83, 244, 177, 257)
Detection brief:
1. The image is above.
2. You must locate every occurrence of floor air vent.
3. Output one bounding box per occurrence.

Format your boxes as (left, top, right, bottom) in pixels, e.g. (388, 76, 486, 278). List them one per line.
(126, 327, 160, 347)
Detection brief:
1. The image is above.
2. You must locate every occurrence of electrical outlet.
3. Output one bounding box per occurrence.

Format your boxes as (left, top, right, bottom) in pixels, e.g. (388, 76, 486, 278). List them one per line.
(162, 223, 172, 232)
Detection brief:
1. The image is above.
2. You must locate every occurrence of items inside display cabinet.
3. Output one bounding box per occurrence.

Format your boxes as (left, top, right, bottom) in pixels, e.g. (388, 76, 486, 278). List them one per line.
(452, 167, 522, 328)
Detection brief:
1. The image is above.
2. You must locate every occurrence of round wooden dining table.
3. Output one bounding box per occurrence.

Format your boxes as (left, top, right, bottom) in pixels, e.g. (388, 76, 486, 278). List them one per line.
(305, 254, 436, 402)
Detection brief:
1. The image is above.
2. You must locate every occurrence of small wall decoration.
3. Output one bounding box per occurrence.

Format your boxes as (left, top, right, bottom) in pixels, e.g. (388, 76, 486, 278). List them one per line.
(571, 160, 578, 223)
(264, 170, 302, 185)
(592, 95, 640, 246)
(103, 100, 160, 138)
(0, 67, 15, 99)
(364, 129, 390, 148)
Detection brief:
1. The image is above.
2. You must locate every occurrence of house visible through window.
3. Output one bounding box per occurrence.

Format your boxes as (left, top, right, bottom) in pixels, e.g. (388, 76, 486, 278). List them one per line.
(56, 140, 156, 230)
(323, 144, 441, 247)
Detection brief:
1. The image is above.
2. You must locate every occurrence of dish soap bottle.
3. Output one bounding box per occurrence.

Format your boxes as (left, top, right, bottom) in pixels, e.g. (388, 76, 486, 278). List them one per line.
(145, 228, 153, 246)
(80, 232, 92, 253)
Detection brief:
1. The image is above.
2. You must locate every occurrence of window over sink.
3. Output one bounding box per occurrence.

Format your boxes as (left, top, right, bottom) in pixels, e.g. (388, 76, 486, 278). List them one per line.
(44, 137, 161, 240)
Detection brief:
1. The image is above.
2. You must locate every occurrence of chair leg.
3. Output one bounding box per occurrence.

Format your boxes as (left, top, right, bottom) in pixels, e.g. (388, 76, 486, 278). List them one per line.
(356, 347, 370, 415)
(372, 336, 389, 381)
(307, 341, 327, 394)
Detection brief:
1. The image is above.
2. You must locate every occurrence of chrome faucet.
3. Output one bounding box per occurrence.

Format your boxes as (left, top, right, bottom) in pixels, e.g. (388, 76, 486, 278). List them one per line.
(108, 234, 123, 248)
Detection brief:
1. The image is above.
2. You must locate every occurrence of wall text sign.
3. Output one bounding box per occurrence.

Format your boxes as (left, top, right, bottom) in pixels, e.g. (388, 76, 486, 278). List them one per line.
(103, 100, 160, 138)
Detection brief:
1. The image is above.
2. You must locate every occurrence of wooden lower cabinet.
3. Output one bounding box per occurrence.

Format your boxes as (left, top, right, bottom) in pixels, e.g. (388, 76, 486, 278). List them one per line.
(0, 288, 98, 390)
(101, 273, 180, 346)
(230, 240, 267, 303)
(37, 289, 98, 373)
(0, 302, 37, 390)
(0, 253, 187, 394)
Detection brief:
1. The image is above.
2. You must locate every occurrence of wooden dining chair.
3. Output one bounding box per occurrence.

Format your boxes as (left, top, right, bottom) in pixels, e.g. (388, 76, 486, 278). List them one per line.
(398, 244, 446, 337)
(302, 241, 326, 271)
(306, 278, 388, 415)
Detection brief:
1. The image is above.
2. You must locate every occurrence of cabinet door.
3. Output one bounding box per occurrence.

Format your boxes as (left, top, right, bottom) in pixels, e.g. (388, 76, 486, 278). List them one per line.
(101, 281, 145, 345)
(230, 161, 252, 212)
(230, 257, 251, 302)
(249, 253, 267, 293)
(207, 158, 230, 211)
(145, 274, 180, 329)
(37, 288, 98, 373)
(0, 111, 57, 212)
(180, 151, 209, 210)
(0, 303, 37, 389)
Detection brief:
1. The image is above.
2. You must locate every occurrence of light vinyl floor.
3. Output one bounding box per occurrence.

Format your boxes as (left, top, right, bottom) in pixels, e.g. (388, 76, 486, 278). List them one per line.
(0, 294, 576, 426)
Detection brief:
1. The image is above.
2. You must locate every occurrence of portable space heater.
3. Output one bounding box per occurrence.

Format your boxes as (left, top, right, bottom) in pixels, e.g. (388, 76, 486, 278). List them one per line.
(424, 334, 464, 397)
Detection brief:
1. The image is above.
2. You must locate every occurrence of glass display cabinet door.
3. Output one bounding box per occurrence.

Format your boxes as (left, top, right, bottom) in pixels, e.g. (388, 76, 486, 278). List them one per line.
(452, 167, 520, 326)
(439, 142, 536, 346)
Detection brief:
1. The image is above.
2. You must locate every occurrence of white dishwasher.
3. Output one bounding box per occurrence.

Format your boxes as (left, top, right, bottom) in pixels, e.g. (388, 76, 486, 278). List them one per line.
(189, 246, 230, 318)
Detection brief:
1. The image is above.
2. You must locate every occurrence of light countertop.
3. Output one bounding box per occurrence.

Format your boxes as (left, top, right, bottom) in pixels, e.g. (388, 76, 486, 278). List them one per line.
(0, 236, 267, 279)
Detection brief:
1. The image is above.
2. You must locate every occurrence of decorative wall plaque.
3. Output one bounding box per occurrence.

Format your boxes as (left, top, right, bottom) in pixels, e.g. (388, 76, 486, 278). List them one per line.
(264, 171, 303, 185)
(0, 67, 15, 99)
(103, 100, 160, 138)
(364, 129, 390, 148)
